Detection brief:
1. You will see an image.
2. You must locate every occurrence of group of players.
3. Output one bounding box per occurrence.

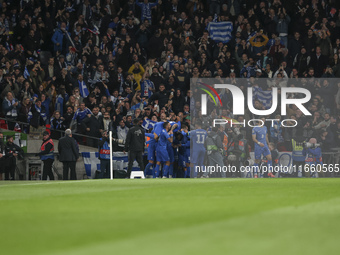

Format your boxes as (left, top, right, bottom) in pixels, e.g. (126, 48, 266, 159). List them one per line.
(142, 116, 324, 178)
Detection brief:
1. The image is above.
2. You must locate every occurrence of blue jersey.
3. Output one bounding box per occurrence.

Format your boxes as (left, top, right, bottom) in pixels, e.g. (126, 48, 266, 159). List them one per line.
(252, 126, 268, 145)
(158, 129, 170, 148)
(73, 108, 92, 122)
(178, 131, 188, 155)
(169, 121, 181, 132)
(153, 121, 165, 137)
(145, 133, 156, 145)
(190, 129, 207, 152)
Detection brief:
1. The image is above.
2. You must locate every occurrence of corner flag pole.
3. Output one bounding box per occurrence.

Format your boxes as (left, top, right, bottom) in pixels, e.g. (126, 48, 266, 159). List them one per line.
(109, 131, 113, 180)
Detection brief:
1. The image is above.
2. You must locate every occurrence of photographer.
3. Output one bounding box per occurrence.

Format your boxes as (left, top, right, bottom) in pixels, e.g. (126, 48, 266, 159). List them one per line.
(4, 135, 24, 180)
(204, 127, 226, 178)
(227, 127, 250, 177)
(302, 138, 323, 178)
(97, 131, 112, 179)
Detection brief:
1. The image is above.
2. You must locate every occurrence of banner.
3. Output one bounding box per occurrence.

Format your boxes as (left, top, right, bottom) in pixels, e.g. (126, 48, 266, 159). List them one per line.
(207, 21, 233, 43)
(82, 152, 141, 178)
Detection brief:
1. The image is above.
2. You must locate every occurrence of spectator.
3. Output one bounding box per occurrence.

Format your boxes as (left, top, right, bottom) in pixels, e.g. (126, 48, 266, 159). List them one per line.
(50, 111, 66, 139)
(310, 46, 328, 77)
(2, 91, 20, 130)
(128, 62, 145, 90)
(28, 99, 47, 129)
(82, 106, 102, 147)
(135, 0, 160, 24)
(274, 8, 290, 46)
(116, 119, 129, 151)
(71, 102, 92, 134)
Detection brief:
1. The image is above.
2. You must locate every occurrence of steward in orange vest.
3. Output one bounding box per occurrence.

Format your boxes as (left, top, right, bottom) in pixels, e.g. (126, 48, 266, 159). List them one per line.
(36, 131, 54, 180)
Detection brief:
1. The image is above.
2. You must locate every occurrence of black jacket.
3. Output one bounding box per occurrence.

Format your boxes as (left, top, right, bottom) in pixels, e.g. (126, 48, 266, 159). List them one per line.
(5, 142, 24, 160)
(58, 135, 79, 162)
(82, 115, 103, 138)
(29, 105, 47, 128)
(149, 90, 170, 109)
(0, 138, 5, 164)
(124, 125, 145, 152)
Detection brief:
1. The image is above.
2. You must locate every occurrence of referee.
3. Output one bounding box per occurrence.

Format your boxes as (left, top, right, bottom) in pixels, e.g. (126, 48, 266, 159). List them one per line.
(124, 118, 145, 178)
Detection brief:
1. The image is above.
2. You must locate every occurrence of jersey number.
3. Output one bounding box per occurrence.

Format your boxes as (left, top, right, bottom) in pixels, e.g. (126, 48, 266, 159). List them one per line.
(196, 135, 205, 144)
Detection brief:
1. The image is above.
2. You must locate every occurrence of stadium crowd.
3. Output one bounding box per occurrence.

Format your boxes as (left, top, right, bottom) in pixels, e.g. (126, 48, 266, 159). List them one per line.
(0, 0, 340, 178)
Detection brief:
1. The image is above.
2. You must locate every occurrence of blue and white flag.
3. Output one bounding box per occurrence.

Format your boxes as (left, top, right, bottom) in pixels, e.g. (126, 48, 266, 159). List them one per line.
(24, 66, 30, 79)
(82, 152, 101, 178)
(78, 80, 89, 98)
(142, 119, 156, 130)
(207, 21, 233, 43)
(252, 86, 273, 110)
(82, 152, 142, 179)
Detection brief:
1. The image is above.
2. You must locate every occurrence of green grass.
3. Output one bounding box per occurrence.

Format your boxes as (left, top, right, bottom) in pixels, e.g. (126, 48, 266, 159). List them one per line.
(1, 179, 340, 255)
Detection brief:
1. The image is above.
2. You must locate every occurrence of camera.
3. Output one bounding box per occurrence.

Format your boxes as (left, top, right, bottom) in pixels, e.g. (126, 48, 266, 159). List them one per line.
(227, 154, 237, 162)
(112, 138, 125, 145)
(303, 142, 320, 149)
(233, 127, 241, 136)
(244, 159, 254, 167)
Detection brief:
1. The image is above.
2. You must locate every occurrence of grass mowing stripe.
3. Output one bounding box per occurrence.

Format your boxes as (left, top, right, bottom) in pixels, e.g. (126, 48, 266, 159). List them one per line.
(49, 197, 340, 255)
(1, 179, 339, 255)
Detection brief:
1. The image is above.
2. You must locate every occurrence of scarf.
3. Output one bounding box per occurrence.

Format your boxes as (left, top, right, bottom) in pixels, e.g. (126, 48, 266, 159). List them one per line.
(5, 98, 17, 117)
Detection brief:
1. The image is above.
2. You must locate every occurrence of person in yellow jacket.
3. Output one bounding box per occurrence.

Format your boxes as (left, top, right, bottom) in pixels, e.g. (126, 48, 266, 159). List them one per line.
(128, 62, 145, 91)
(249, 31, 269, 56)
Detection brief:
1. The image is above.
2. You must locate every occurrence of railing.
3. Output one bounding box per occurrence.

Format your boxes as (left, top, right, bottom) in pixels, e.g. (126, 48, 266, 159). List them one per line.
(0, 117, 101, 148)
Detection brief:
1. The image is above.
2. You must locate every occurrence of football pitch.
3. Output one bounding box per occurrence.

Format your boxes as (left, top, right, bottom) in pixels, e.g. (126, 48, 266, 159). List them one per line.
(1, 179, 340, 255)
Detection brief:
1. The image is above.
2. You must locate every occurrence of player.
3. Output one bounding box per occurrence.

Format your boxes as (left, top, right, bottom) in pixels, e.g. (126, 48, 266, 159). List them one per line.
(252, 118, 275, 178)
(302, 138, 323, 178)
(154, 122, 173, 178)
(144, 132, 156, 177)
(165, 120, 180, 178)
(190, 123, 207, 178)
(178, 123, 191, 178)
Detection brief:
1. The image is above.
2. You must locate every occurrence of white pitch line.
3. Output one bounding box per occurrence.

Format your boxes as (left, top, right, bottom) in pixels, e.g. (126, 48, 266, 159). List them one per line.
(0, 179, 106, 187)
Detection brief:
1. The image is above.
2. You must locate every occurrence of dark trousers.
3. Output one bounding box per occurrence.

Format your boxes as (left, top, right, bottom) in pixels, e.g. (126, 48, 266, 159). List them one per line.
(127, 151, 144, 178)
(5, 157, 16, 180)
(99, 159, 110, 178)
(293, 160, 306, 177)
(42, 158, 54, 180)
(63, 161, 77, 180)
(7, 118, 16, 130)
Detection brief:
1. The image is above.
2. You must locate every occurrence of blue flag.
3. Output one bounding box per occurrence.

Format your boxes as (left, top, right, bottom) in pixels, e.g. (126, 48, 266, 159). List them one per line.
(252, 86, 273, 110)
(78, 80, 89, 98)
(142, 119, 156, 130)
(24, 66, 30, 79)
(82, 151, 142, 178)
(207, 21, 233, 43)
